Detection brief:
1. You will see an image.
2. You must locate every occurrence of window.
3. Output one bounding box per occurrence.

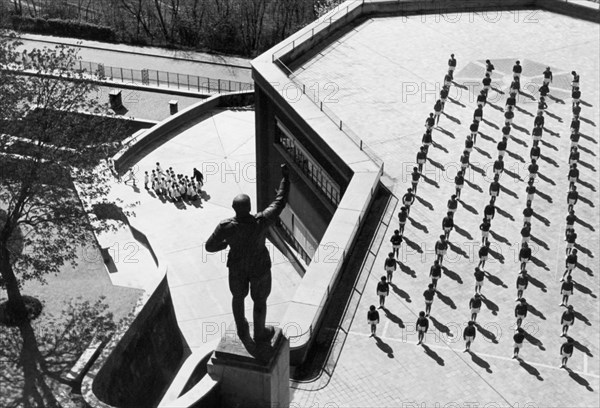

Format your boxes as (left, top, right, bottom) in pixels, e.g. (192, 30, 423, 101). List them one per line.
(279, 206, 318, 265)
(275, 118, 341, 206)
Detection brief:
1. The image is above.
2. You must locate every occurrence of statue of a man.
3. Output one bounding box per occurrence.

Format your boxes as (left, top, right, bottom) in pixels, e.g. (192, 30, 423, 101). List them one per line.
(205, 164, 290, 343)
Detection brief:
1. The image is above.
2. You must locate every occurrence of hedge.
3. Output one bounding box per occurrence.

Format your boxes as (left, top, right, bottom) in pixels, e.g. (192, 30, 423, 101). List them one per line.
(10, 15, 116, 42)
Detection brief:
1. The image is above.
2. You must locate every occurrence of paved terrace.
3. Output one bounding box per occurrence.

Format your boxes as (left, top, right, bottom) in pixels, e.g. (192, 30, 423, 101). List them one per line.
(290, 9, 599, 408)
(100, 108, 301, 352)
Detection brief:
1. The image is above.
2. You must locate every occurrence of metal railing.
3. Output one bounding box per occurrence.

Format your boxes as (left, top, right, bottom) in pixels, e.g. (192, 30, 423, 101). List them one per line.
(76, 60, 254, 94)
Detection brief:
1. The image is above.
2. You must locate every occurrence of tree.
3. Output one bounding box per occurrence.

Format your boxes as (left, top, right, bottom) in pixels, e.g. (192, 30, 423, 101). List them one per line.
(0, 33, 130, 325)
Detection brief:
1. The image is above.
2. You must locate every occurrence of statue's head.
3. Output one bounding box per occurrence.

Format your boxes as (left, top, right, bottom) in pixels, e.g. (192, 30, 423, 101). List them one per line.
(232, 194, 251, 216)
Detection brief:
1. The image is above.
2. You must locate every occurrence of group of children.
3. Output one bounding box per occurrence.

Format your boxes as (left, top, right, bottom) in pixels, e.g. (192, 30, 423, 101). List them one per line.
(369, 57, 586, 366)
(144, 162, 205, 203)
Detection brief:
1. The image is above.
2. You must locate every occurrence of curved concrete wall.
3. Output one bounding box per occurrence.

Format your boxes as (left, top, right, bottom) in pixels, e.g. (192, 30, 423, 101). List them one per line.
(113, 90, 254, 173)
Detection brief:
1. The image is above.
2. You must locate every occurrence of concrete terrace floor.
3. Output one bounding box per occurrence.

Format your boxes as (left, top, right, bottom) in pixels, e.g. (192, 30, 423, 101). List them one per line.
(291, 9, 600, 408)
(104, 108, 301, 353)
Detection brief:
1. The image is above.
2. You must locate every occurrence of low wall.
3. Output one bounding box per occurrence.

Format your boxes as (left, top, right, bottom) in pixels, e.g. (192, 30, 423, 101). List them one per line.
(113, 90, 254, 173)
(536, 0, 600, 21)
(82, 275, 187, 408)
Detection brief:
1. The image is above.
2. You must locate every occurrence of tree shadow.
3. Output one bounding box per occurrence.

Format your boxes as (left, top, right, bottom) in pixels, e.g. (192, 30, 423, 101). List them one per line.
(506, 149, 525, 163)
(515, 105, 534, 117)
(509, 135, 528, 147)
(442, 266, 463, 284)
(496, 206, 515, 222)
(527, 274, 547, 293)
(535, 189, 553, 204)
(427, 157, 446, 171)
(415, 195, 434, 211)
(530, 256, 550, 271)
(408, 217, 429, 234)
(442, 112, 461, 125)
(436, 126, 455, 139)
(482, 119, 499, 130)
(390, 283, 411, 303)
(488, 247, 505, 264)
(422, 344, 445, 366)
(448, 97, 467, 108)
(374, 336, 394, 358)
(572, 339, 594, 358)
(566, 368, 594, 392)
(421, 174, 440, 188)
(448, 241, 469, 259)
(485, 272, 508, 288)
(489, 229, 511, 245)
(537, 172, 556, 186)
(435, 290, 457, 309)
(500, 185, 519, 200)
(481, 296, 499, 316)
(518, 359, 543, 381)
(469, 351, 493, 373)
(530, 235, 549, 251)
(578, 178, 597, 192)
(574, 243, 594, 259)
(475, 323, 498, 344)
(478, 132, 495, 143)
(382, 307, 405, 329)
(474, 146, 492, 159)
(539, 154, 559, 168)
(540, 138, 558, 151)
(572, 280, 597, 299)
(577, 144, 596, 157)
(523, 330, 545, 351)
(459, 199, 479, 215)
(579, 116, 596, 127)
(545, 111, 563, 123)
(465, 179, 483, 193)
(454, 224, 473, 240)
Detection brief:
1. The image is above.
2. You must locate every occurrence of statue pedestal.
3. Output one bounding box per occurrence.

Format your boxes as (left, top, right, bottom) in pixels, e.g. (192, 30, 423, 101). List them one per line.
(207, 325, 289, 408)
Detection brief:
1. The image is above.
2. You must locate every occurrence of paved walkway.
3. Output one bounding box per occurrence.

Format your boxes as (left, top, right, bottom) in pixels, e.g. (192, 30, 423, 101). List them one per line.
(10, 33, 252, 83)
(292, 9, 599, 407)
(102, 109, 301, 353)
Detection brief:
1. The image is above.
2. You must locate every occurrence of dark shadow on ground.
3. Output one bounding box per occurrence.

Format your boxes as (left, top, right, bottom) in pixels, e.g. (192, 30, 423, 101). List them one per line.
(527, 303, 546, 320)
(518, 359, 543, 381)
(382, 307, 405, 329)
(512, 123, 529, 135)
(574, 243, 594, 259)
(469, 351, 493, 373)
(374, 336, 394, 358)
(459, 200, 479, 215)
(465, 179, 483, 193)
(430, 316, 453, 337)
(427, 157, 446, 171)
(535, 189, 553, 204)
(540, 138, 558, 151)
(499, 185, 519, 200)
(481, 296, 499, 316)
(399, 262, 417, 279)
(436, 126, 455, 139)
(474, 146, 492, 159)
(578, 144, 595, 157)
(408, 217, 429, 234)
(573, 310, 592, 326)
(485, 272, 508, 288)
(580, 116, 596, 127)
(537, 172, 556, 186)
(506, 149, 525, 163)
(510, 135, 528, 147)
(572, 339, 594, 358)
(546, 111, 563, 123)
(482, 119, 499, 130)
(403, 236, 424, 254)
(442, 112, 461, 125)
(567, 368, 594, 392)
(578, 178, 597, 192)
(530, 235, 549, 251)
(496, 206, 515, 222)
(475, 323, 498, 344)
(390, 283, 412, 303)
(572, 280, 597, 299)
(524, 330, 545, 350)
(415, 195, 434, 211)
(448, 241, 469, 259)
(539, 154, 559, 168)
(454, 224, 473, 240)
(422, 344, 445, 366)
(530, 256, 550, 271)
(490, 229, 511, 245)
(527, 274, 547, 293)
(435, 290, 457, 309)
(488, 247, 505, 264)
(575, 216, 596, 232)
(478, 132, 495, 143)
(448, 97, 466, 108)
(532, 211, 550, 227)
(442, 267, 463, 284)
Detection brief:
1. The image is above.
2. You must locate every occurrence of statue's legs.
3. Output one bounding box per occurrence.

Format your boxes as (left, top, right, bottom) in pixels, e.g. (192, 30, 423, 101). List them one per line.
(250, 271, 272, 342)
(229, 271, 250, 339)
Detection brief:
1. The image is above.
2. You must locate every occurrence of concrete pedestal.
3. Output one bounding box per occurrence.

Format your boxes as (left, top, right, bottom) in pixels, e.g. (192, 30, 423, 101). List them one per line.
(207, 325, 289, 408)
